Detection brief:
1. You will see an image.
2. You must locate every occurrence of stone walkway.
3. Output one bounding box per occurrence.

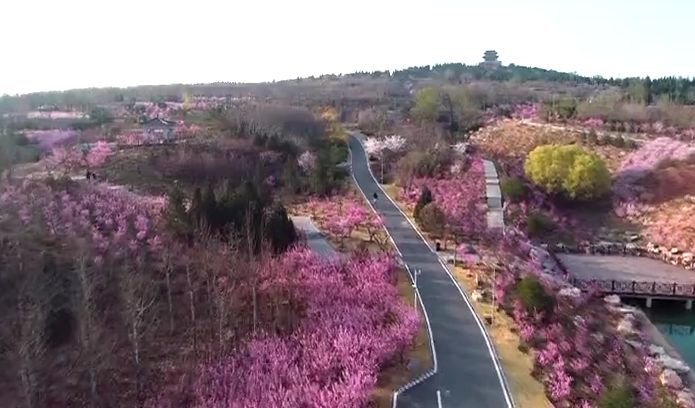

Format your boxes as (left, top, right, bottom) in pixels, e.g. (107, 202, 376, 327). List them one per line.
(482, 159, 504, 230)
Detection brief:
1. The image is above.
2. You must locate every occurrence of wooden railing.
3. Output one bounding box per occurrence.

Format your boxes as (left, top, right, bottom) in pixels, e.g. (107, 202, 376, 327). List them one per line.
(571, 278, 695, 298)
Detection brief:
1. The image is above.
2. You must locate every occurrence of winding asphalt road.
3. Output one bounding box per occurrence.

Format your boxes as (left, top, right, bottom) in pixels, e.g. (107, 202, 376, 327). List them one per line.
(348, 133, 513, 408)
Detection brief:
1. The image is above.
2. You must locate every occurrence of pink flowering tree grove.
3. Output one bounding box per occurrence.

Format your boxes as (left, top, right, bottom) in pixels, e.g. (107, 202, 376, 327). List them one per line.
(151, 249, 419, 407)
(302, 195, 389, 250)
(613, 137, 695, 205)
(403, 156, 488, 245)
(46, 140, 114, 175)
(1, 177, 416, 407)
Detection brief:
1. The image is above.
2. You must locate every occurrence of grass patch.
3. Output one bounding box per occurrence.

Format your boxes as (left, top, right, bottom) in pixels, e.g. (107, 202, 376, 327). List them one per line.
(97, 146, 170, 194)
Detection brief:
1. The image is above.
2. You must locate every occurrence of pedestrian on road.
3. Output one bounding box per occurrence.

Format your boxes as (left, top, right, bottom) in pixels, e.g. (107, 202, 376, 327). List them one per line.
(372, 192, 378, 204)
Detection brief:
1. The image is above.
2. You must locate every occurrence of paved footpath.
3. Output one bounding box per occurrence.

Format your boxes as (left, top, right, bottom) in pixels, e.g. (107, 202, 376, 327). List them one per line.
(348, 133, 513, 408)
(291, 215, 342, 260)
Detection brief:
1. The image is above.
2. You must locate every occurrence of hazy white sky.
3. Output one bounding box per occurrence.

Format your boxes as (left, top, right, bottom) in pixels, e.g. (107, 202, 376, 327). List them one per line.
(0, 0, 693, 95)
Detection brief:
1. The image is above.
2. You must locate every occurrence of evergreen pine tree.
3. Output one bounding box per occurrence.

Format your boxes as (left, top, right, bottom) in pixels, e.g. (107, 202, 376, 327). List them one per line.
(165, 183, 191, 235)
(201, 184, 217, 230)
(414, 186, 433, 223)
(189, 187, 203, 227)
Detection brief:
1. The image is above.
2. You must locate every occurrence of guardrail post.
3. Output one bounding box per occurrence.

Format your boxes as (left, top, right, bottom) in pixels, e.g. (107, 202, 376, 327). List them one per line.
(632, 281, 636, 293)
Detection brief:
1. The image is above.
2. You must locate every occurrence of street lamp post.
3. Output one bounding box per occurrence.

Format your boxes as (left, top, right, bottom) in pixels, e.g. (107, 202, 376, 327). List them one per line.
(491, 263, 496, 327)
(413, 269, 421, 309)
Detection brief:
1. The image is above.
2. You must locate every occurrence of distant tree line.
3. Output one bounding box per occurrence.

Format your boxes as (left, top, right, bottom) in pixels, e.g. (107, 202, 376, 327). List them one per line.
(395, 65, 695, 104)
(3, 63, 693, 114)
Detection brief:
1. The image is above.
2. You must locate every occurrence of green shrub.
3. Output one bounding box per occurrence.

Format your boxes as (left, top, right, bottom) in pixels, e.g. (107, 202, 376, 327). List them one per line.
(418, 202, 446, 234)
(512, 276, 554, 314)
(597, 382, 635, 408)
(540, 98, 577, 120)
(412, 149, 452, 177)
(413, 186, 433, 223)
(524, 144, 611, 200)
(526, 212, 555, 237)
(501, 177, 526, 203)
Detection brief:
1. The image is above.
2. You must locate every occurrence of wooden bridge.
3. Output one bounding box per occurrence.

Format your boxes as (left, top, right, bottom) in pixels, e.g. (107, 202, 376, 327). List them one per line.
(556, 254, 695, 309)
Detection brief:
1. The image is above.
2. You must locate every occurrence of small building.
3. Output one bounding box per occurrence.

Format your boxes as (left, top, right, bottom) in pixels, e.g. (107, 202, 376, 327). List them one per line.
(142, 117, 175, 144)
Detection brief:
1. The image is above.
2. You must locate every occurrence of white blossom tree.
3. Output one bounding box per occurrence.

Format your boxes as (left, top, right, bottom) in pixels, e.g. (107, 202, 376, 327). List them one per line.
(297, 151, 316, 173)
(452, 142, 470, 155)
(364, 135, 405, 182)
(383, 135, 406, 153)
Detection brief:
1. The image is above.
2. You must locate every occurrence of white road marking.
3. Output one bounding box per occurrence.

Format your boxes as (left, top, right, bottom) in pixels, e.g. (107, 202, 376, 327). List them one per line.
(437, 390, 443, 408)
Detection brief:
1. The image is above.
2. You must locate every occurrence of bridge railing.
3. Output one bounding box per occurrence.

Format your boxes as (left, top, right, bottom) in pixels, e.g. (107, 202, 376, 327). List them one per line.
(571, 278, 695, 297)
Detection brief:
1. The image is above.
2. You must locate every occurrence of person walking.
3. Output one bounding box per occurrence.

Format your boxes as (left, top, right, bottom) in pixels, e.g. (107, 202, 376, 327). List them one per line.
(372, 192, 378, 204)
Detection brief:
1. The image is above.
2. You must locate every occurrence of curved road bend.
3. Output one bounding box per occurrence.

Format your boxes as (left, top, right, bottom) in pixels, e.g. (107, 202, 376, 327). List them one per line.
(348, 134, 512, 408)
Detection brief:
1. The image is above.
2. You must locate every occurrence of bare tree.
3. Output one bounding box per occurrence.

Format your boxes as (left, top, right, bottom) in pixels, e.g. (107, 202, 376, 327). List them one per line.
(207, 244, 240, 356)
(11, 247, 50, 408)
(119, 263, 158, 402)
(73, 255, 111, 407)
(185, 263, 198, 358)
(162, 249, 176, 335)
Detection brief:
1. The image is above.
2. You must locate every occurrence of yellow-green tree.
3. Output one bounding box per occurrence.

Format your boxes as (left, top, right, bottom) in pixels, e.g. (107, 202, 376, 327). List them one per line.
(412, 87, 440, 121)
(524, 144, 611, 200)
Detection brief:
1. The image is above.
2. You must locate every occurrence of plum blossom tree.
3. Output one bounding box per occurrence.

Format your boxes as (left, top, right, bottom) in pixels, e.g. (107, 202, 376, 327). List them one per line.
(85, 141, 114, 168)
(46, 141, 114, 175)
(382, 134, 406, 153)
(365, 135, 406, 182)
(363, 137, 385, 157)
(305, 195, 389, 250)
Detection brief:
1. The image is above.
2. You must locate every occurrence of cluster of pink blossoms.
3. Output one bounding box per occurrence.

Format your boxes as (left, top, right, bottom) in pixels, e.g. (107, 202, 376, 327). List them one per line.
(304, 195, 384, 242)
(152, 249, 419, 408)
(46, 140, 114, 174)
(491, 229, 665, 407)
(1, 180, 165, 264)
(402, 157, 487, 237)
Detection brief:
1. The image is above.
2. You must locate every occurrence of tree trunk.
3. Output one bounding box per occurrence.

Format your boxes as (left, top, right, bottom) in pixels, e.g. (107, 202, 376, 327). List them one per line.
(252, 284, 257, 334)
(19, 366, 35, 408)
(132, 323, 140, 367)
(165, 265, 174, 334)
(186, 265, 197, 356)
(76, 257, 100, 407)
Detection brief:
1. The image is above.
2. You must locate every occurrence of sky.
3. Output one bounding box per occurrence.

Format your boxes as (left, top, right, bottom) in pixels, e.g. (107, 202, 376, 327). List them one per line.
(0, 0, 693, 95)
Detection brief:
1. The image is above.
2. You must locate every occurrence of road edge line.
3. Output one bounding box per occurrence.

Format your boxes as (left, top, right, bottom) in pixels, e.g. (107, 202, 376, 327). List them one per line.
(348, 141, 438, 408)
(349, 132, 515, 408)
